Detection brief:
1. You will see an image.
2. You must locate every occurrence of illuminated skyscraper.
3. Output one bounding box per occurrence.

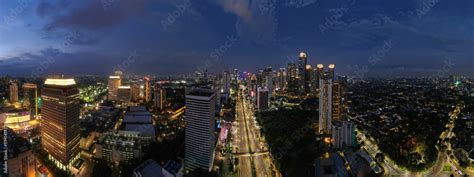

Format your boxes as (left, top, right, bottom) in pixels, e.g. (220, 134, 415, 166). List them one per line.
(263, 66, 273, 96)
(9, 81, 19, 104)
(318, 64, 335, 134)
(154, 83, 166, 110)
(22, 83, 38, 119)
(185, 89, 216, 171)
(108, 75, 121, 101)
(299, 52, 308, 94)
(332, 81, 342, 121)
(276, 68, 287, 92)
(222, 71, 231, 94)
(144, 77, 152, 102)
(257, 87, 269, 111)
(41, 78, 80, 171)
(117, 86, 132, 102)
(287, 63, 299, 94)
(131, 83, 140, 102)
(306, 64, 313, 92)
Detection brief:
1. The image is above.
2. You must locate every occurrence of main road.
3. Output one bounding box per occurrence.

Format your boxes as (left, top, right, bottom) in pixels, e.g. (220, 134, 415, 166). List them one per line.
(233, 84, 274, 177)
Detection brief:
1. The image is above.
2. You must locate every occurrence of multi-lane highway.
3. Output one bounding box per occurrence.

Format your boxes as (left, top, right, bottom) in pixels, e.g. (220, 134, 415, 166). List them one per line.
(233, 85, 275, 177)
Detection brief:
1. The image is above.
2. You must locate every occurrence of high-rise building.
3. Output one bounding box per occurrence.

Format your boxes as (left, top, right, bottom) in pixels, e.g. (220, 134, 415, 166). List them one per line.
(276, 68, 287, 92)
(264, 73, 273, 96)
(257, 87, 269, 111)
(9, 81, 19, 104)
(41, 78, 80, 171)
(22, 83, 38, 119)
(185, 89, 217, 171)
(154, 83, 166, 110)
(287, 62, 299, 94)
(332, 81, 342, 121)
(299, 52, 308, 94)
(131, 83, 140, 102)
(318, 64, 335, 134)
(311, 68, 319, 93)
(144, 77, 152, 102)
(118, 86, 132, 103)
(108, 75, 121, 101)
(331, 121, 354, 149)
(316, 64, 324, 91)
(306, 64, 313, 93)
(249, 74, 257, 98)
(222, 71, 230, 94)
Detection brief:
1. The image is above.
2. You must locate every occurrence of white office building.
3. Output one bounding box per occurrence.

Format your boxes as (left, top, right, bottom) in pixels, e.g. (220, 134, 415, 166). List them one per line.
(184, 89, 217, 171)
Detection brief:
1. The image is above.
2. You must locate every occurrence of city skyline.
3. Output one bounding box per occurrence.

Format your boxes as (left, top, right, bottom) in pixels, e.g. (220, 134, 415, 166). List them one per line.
(0, 0, 473, 77)
(1, 1, 474, 177)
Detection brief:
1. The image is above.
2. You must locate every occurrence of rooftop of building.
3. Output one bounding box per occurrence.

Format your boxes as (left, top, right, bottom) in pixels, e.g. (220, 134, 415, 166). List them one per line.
(133, 159, 164, 177)
(124, 124, 155, 137)
(163, 160, 182, 175)
(187, 89, 216, 97)
(44, 78, 76, 86)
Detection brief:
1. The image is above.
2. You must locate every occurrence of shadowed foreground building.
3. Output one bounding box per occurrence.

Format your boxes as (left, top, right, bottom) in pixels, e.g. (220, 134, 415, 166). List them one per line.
(184, 89, 217, 172)
(41, 78, 81, 171)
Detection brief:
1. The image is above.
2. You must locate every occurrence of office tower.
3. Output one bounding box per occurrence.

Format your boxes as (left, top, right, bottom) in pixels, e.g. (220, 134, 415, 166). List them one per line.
(331, 121, 354, 149)
(41, 78, 80, 171)
(185, 89, 217, 171)
(287, 62, 299, 94)
(222, 71, 231, 94)
(154, 83, 166, 110)
(332, 81, 342, 121)
(318, 64, 335, 134)
(9, 81, 19, 104)
(316, 64, 324, 91)
(299, 52, 308, 94)
(144, 77, 152, 102)
(250, 74, 257, 97)
(276, 68, 287, 92)
(257, 87, 269, 111)
(22, 83, 38, 119)
(131, 83, 140, 102)
(306, 64, 313, 92)
(108, 75, 121, 101)
(311, 68, 319, 93)
(118, 86, 132, 102)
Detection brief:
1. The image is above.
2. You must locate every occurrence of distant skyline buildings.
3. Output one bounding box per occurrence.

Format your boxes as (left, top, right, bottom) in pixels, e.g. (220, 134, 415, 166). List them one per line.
(22, 83, 38, 119)
(9, 81, 18, 104)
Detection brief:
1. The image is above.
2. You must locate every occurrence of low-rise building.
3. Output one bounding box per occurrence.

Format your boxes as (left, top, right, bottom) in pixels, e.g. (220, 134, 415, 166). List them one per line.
(95, 130, 152, 165)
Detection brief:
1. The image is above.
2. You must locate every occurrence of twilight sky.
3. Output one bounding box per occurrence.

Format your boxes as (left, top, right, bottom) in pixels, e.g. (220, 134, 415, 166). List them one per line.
(0, 0, 473, 77)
